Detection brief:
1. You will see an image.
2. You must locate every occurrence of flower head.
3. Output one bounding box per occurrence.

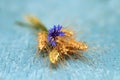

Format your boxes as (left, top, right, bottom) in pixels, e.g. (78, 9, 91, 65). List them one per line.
(48, 25, 65, 46)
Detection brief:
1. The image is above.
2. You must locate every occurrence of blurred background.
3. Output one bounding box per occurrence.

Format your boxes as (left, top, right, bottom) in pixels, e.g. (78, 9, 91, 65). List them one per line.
(0, 0, 120, 80)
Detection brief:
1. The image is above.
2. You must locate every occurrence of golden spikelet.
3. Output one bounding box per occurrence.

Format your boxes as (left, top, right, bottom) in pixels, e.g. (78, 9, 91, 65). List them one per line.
(25, 15, 48, 32)
(38, 31, 48, 51)
(61, 29, 74, 37)
(49, 49, 60, 64)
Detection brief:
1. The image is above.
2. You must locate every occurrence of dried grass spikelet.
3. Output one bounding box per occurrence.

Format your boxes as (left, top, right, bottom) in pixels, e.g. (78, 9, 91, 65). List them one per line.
(61, 29, 74, 37)
(37, 31, 48, 51)
(24, 15, 48, 32)
(49, 49, 60, 64)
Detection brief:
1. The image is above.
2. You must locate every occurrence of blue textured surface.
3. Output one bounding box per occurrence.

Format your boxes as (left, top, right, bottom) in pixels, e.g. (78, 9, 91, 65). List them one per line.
(0, 0, 120, 80)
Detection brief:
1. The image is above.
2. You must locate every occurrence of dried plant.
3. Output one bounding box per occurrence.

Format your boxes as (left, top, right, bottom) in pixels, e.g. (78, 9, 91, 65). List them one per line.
(17, 15, 88, 66)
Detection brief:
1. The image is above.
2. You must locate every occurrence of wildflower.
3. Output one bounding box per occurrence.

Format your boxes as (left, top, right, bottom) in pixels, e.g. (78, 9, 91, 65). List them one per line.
(48, 25, 65, 46)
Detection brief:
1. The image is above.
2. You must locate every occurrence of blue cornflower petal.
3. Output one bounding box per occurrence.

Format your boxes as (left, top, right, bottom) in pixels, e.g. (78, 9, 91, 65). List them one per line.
(51, 41, 56, 46)
(49, 28, 54, 33)
(54, 25, 57, 31)
(58, 32, 65, 36)
(57, 25, 62, 31)
(47, 36, 51, 41)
